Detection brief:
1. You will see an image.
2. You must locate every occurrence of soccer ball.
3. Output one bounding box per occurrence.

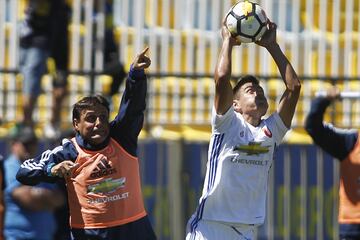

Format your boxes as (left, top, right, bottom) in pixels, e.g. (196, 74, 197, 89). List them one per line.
(225, 1, 268, 43)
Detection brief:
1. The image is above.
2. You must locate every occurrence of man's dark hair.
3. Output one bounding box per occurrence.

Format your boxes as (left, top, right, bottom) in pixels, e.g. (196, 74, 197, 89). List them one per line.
(72, 95, 110, 121)
(232, 75, 260, 95)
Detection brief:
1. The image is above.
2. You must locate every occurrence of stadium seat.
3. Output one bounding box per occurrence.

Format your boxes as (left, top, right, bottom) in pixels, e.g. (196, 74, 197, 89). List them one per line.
(346, 80, 360, 125)
(339, 32, 360, 49)
(149, 125, 183, 140)
(96, 75, 113, 96)
(145, 0, 175, 29)
(300, 50, 341, 78)
(266, 78, 283, 112)
(300, 1, 359, 33)
(182, 125, 211, 142)
(284, 128, 313, 144)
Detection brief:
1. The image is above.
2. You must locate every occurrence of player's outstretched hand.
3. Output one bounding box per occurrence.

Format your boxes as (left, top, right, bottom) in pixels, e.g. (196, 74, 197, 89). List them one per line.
(256, 20, 277, 48)
(222, 18, 241, 46)
(221, 25, 241, 46)
(326, 86, 341, 101)
(132, 47, 151, 70)
(51, 161, 79, 178)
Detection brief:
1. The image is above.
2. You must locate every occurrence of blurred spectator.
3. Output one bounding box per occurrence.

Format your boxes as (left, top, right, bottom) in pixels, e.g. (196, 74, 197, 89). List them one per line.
(3, 127, 65, 240)
(93, 0, 126, 106)
(45, 0, 71, 139)
(19, 0, 70, 139)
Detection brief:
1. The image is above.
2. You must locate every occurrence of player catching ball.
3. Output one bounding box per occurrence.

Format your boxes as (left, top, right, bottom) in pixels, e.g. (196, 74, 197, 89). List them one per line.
(16, 47, 157, 240)
(186, 18, 301, 239)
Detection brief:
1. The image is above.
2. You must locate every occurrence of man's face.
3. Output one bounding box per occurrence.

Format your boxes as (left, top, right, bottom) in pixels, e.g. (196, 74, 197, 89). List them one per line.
(234, 82, 269, 116)
(73, 104, 110, 145)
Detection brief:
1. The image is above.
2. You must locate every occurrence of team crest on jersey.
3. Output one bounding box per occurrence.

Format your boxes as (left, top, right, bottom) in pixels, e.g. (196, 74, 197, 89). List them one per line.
(90, 157, 117, 178)
(262, 126, 272, 138)
(233, 142, 270, 155)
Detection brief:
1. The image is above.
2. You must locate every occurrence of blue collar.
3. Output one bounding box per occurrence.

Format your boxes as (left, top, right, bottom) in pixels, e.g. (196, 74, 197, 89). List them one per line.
(75, 133, 110, 151)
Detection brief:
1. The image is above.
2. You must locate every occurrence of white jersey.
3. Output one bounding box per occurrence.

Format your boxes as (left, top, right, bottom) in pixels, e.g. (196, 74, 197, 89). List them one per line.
(190, 106, 288, 229)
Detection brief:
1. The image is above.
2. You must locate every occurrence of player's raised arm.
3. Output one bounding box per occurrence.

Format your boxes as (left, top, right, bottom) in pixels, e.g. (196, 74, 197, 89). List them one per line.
(214, 23, 241, 115)
(110, 47, 151, 157)
(256, 21, 301, 128)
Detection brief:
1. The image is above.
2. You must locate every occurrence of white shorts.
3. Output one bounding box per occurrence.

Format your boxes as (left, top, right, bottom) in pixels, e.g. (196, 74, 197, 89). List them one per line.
(186, 215, 256, 240)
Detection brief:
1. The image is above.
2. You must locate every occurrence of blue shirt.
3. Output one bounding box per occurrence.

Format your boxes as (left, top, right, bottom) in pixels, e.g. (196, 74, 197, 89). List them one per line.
(4, 154, 56, 240)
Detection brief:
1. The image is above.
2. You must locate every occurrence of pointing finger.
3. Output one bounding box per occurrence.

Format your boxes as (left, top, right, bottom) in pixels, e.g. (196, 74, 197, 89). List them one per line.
(139, 47, 149, 57)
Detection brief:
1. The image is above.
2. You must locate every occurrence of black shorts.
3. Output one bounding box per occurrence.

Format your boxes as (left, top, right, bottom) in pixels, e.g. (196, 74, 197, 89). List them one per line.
(70, 216, 157, 240)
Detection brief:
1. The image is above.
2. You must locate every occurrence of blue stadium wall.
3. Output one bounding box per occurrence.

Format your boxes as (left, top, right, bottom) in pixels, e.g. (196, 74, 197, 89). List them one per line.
(0, 140, 337, 240)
